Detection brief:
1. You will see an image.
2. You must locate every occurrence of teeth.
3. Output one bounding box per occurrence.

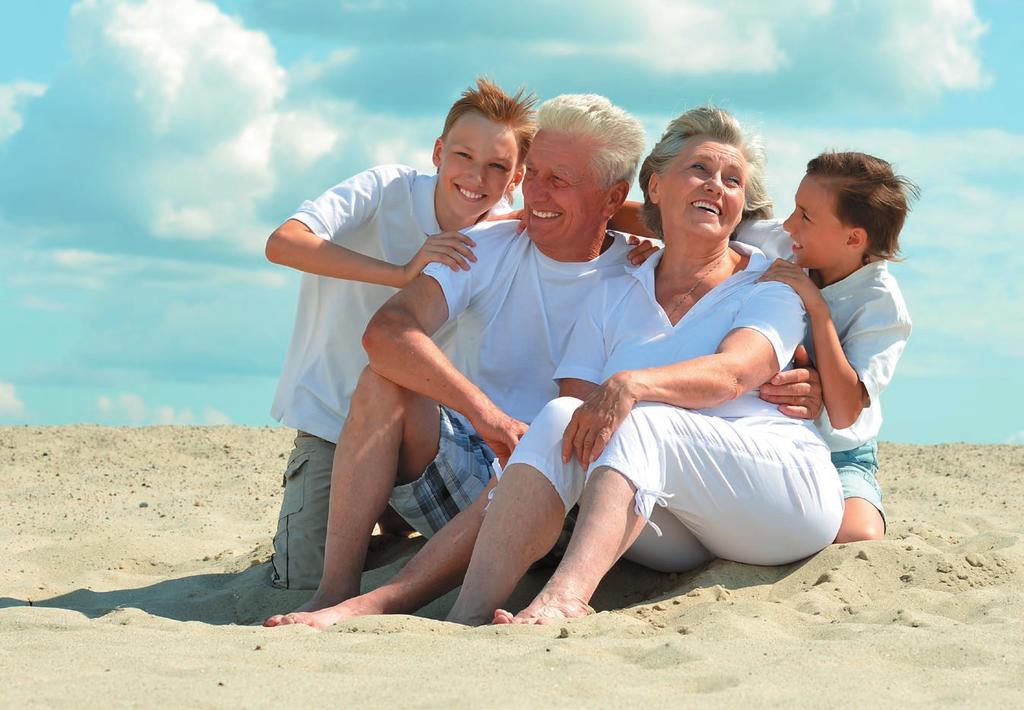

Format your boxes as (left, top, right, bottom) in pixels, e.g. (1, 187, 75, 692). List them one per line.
(458, 187, 484, 200)
(692, 200, 720, 215)
(531, 209, 560, 218)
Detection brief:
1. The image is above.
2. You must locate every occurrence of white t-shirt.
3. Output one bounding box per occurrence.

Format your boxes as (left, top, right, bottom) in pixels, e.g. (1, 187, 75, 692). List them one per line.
(733, 219, 912, 450)
(554, 242, 814, 427)
(423, 222, 633, 424)
(271, 165, 454, 442)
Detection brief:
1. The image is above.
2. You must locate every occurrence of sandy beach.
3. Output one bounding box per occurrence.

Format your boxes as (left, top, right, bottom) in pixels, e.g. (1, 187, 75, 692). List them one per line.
(2, 425, 1022, 707)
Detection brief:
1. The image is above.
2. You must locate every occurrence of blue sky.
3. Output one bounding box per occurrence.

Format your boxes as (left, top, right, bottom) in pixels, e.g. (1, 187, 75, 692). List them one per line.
(0, 0, 1021, 444)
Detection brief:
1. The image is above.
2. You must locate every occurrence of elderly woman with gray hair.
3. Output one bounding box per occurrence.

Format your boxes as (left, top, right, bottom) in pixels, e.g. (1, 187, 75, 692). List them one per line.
(445, 106, 844, 625)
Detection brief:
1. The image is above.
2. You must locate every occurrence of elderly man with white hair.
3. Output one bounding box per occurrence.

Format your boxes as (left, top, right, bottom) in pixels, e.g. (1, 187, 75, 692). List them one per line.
(264, 94, 648, 630)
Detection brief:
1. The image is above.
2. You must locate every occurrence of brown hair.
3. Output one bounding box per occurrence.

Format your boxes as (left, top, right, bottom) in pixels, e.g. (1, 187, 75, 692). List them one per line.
(806, 151, 920, 261)
(441, 77, 537, 163)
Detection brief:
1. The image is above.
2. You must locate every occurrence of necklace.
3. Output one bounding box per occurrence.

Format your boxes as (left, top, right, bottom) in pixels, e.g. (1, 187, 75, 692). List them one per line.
(662, 251, 729, 323)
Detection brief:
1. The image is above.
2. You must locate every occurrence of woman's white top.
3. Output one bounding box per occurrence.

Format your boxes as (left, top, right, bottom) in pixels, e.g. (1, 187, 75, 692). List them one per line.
(554, 242, 816, 432)
(734, 219, 912, 451)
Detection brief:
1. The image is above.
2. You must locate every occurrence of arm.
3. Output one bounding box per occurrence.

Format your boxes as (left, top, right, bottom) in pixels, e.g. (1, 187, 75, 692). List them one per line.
(266, 219, 477, 289)
(759, 259, 864, 428)
(362, 276, 527, 460)
(562, 327, 779, 465)
(609, 200, 655, 238)
(758, 345, 823, 419)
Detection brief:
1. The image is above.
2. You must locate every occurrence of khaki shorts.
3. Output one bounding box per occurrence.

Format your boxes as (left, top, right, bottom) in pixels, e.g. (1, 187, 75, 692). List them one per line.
(270, 431, 335, 590)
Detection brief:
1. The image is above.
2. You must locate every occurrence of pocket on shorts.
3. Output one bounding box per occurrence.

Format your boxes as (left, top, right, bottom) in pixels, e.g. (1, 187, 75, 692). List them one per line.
(278, 451, 310, 517)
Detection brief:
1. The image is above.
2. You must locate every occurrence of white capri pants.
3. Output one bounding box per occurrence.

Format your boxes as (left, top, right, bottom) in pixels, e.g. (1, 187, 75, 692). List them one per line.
(504, 397, 844, 572)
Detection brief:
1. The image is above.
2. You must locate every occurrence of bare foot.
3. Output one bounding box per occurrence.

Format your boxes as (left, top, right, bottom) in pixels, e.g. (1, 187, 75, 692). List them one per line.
(492, 609, 516, 624)
(502, 591, 593, 625)
(264, 592, 380, 630)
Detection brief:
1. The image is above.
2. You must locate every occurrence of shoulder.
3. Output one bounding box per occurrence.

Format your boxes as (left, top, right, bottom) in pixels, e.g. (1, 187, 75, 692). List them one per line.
(733, 219, 793, 261)
(840, 262, 913, 330)
(461, 219, 529, 258)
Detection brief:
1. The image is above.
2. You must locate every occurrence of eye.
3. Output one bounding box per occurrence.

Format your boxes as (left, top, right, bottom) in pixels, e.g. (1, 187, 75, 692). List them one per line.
(455, 151, 471, 159)
(690, 162, 706, 172)
(489, 162, 510, 171)
(726, 175, 742, 186)
(552, 176, 569, 188)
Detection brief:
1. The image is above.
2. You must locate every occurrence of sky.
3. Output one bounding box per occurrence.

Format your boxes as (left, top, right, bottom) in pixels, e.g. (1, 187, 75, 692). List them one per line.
(0, 0, 1021, 444)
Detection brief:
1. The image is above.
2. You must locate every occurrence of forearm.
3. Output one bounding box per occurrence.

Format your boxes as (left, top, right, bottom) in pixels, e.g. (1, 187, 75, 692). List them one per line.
(609, 200, 656, 238)
(266, 222, 406, 287)
(621, 354, 750, 410)
(808, 307, 867, 429)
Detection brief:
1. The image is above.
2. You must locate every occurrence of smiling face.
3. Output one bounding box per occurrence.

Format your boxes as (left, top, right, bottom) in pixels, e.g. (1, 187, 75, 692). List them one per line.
(520, 129, 626, 260)
(646, 136, 747, 246)
(432, 112, 524, 231)
(782, 175, 866, 278)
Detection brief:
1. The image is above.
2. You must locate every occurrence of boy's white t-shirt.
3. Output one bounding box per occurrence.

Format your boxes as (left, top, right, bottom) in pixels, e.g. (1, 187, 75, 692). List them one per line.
(734, 219, 912, 451)
(271, 164, 454, 443)
(423, 222, 633, 425)
(554, 243, 813, 427)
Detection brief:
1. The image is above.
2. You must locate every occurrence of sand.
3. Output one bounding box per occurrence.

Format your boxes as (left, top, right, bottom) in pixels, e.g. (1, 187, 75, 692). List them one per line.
(2, 425, 1023, 707)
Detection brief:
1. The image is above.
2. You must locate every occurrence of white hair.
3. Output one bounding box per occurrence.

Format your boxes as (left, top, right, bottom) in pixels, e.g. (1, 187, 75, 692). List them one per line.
(537, 94, 646, 188)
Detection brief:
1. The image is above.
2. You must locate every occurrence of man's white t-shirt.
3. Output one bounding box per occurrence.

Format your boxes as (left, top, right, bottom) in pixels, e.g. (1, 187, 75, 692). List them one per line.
(734, 219, 912, 451)
(554, 243, 815, 430)
(271, 165, 454, 443)
(423, 222, 633, 425)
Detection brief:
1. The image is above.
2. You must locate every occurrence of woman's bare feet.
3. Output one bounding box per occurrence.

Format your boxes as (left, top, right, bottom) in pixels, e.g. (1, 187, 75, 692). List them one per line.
(492, 590, 593, 625)
(263, 593, 382, 630)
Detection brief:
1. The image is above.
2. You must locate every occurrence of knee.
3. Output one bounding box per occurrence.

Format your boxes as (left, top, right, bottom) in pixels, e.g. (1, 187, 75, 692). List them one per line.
(834, 504, 885, 544)
(535, 396, 583, 427)
(351, 367, 406, 409)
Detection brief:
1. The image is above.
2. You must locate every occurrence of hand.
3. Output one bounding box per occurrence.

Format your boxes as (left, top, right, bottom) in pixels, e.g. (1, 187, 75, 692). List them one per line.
(758, 259, 827, 315)
(473, 408, 529, 468)
(759, 345, 824, 419)
(561, 373, 637, 467)
(401, 231, 477, 285)
(626, 235, 662, 265)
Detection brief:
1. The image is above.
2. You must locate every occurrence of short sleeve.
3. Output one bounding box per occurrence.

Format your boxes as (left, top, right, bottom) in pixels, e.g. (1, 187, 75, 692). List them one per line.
(553, 289, 608, 385)
(733, 219, 794, 262)
(840, 306, 912, 402)
(290, 167, 402, 243)
(422, 221, 519, 323)
(730, 281, 808, 372)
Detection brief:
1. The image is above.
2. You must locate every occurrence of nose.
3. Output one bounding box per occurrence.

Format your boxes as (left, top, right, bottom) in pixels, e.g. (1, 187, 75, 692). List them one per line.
(782, 211, 796, 235)
(703, 172, 724, 194)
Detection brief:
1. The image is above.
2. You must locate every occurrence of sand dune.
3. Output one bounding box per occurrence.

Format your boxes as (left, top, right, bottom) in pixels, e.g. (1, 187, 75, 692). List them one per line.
(3, 426, 1023, 706)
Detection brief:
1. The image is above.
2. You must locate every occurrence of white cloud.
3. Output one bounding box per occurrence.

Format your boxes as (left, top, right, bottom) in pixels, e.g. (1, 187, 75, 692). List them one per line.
(1007, 431, 1024, 445)
(203, 408, 233, 425)
(154, 405, 196, 425)
(0, 383, 26, 417)
(96, 393, 148, 424)
(0, 81, 46, 142)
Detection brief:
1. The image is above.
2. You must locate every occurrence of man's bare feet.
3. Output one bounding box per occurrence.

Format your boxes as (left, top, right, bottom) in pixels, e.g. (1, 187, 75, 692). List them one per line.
(263, 593, 383, 630)
(491, 591, 593, 625)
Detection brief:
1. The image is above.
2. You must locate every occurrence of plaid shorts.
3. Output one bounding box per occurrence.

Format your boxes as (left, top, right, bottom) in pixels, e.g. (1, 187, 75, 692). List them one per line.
(388, 406, 496, 537)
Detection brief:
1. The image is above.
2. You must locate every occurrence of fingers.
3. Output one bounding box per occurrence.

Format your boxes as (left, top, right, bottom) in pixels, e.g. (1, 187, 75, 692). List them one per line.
(561, 417, 579, 463)
(778, 404, 812, 420)
(760, 380, 813, 397)
(759, 393, 812, 406)
(768, 367, 814, 386)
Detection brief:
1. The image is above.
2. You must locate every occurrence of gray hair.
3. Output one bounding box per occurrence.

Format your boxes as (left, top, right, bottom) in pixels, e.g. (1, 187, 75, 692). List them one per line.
(537, 94, 646, 188)
(639, 106, 773, 237)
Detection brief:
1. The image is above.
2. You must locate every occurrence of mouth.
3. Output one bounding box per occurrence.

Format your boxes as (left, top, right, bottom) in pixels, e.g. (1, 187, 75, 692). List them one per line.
(530, 208, 561, 220)
(456, 185, 485, 201)
(692, 200, 721, 215)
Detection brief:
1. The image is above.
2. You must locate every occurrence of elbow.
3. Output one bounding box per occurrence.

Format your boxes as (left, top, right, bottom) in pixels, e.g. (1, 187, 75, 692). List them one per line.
(829, 408, 860, 430)
(265, 230, 286, 265)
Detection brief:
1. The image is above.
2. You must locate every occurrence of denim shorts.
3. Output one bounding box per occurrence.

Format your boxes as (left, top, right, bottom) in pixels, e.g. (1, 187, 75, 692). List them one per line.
(832, 439, 885, 520)
(388, 406, 496, 538)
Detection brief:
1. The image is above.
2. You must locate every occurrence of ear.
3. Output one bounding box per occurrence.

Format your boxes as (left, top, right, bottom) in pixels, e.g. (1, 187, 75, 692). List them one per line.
(847, 226, 868, 250)
(603, 181, 631, 218)
(508, 163, 526, 192)
(647, 172, 661, 205)
(431, 138, 444, 170)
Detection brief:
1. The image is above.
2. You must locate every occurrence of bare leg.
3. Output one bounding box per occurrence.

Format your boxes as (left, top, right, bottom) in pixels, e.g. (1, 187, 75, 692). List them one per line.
(444, 464, 565, 625)
(834, 497, 884, 543)
(319, 482, 495, 621)
(265, 368, 441, 629)
(502, 466, 645, 624)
